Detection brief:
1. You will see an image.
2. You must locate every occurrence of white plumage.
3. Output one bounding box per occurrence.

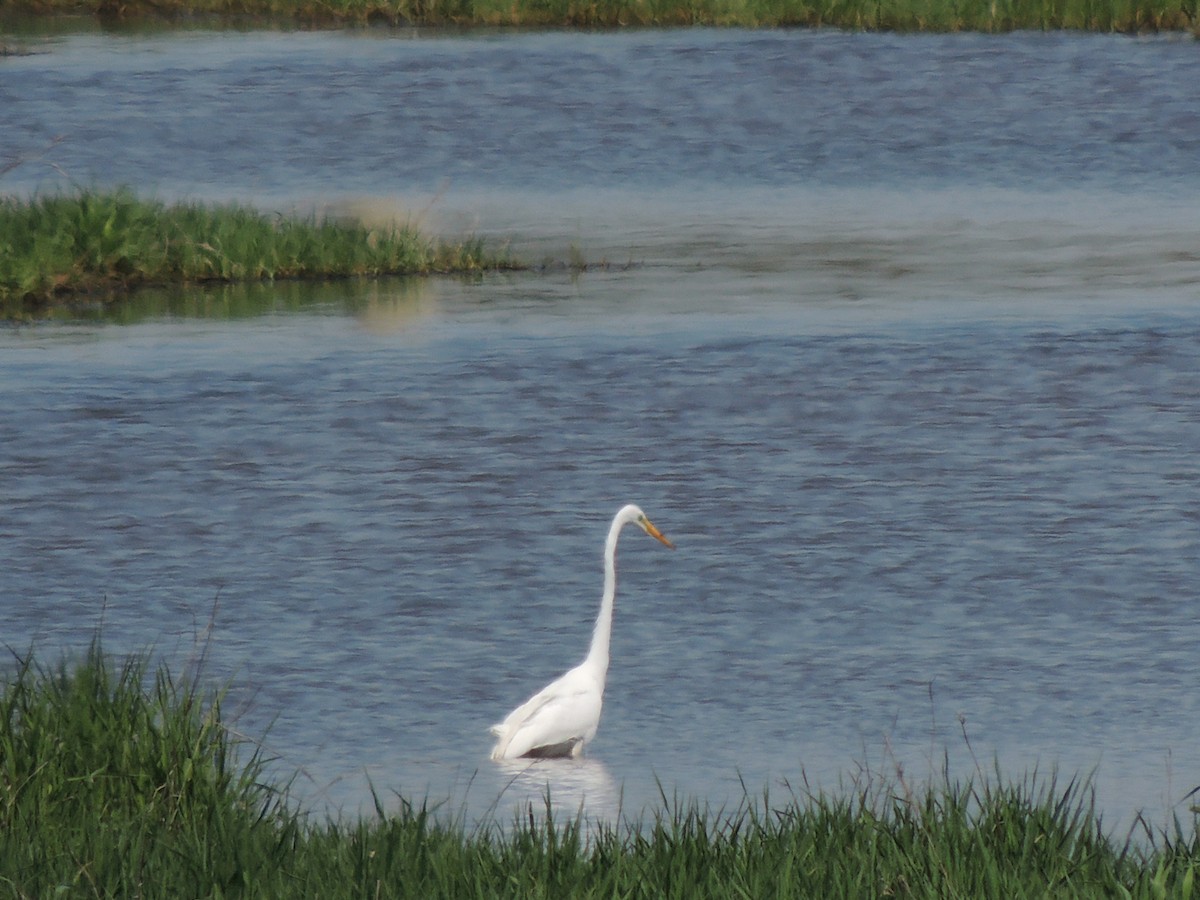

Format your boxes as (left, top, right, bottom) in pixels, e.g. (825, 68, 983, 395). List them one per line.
(489, 504, 674, 760)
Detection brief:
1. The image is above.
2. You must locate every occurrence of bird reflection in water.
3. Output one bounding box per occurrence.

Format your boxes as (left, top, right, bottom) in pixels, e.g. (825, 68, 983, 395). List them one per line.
(491, 756, 623, 826)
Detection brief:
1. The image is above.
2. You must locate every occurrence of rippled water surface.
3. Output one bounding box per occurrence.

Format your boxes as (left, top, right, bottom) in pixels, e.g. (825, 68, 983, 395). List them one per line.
(2, 26, 1200, 832)
(4, 27, 1200, 197)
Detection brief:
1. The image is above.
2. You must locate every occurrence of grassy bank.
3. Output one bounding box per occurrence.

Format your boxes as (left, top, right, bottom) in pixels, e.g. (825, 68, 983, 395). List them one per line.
(2, 643, 1199, 897)
(0, 190, 513, 317)
(2, 0, 1197, 31)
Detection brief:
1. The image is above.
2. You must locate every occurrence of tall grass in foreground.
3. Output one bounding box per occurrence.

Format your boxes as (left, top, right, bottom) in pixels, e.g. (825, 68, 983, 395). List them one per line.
(0, 190, 511, 315)
(3, 644, 1199, 898)
(0, 641, 294, 897)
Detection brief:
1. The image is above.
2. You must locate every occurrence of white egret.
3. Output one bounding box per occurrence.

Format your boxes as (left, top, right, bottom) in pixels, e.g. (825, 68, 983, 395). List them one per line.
(489, 504, 674, 761)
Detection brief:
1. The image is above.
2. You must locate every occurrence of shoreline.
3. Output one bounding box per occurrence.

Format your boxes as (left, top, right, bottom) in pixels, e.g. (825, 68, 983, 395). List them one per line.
(2, 0, 1197, 33)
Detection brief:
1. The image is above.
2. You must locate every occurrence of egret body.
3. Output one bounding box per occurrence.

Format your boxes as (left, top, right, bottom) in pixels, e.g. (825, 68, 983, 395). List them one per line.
(489, 504, 674, 760)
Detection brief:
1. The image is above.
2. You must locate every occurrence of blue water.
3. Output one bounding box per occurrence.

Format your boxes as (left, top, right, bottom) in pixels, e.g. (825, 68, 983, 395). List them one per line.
(2, 29, 1199, 197)
(2, 26, 1200, 835)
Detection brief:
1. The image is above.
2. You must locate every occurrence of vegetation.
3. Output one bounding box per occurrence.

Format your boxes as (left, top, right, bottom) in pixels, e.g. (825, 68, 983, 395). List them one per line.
(0, 189, 514, 317)
(2, 642, 1199, 897)
(1, 0, 1196, 31)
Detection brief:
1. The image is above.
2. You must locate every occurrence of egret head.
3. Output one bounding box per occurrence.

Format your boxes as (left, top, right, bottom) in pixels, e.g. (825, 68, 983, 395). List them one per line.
(631, 506, 674, 549)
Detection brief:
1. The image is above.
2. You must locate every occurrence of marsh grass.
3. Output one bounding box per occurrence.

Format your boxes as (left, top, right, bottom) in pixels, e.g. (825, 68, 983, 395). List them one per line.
(0, 189, 513, 316)
(3, 642, 1199, 897)
(0, 639, 296, 896)
(4, 0, 1196, 30)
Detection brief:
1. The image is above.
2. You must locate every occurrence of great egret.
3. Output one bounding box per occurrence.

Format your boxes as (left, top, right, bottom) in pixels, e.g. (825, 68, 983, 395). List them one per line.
(489, 504, 674, 761)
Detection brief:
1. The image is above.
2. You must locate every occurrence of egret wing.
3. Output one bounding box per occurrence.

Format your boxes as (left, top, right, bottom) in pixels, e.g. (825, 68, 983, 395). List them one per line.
(490, 666, 602, 759)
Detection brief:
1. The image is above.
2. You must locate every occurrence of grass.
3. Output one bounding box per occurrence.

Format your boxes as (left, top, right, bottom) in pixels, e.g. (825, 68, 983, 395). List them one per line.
(2, 0, 1197, 30)
(2, 641, 1199, 898)
(0, 189, 515, 317)
(0, 640, 295, 897)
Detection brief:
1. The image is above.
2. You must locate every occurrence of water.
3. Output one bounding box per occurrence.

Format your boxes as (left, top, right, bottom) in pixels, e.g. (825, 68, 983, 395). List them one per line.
(2, 26, 1200, 835)
(2, 28, 1199, 198)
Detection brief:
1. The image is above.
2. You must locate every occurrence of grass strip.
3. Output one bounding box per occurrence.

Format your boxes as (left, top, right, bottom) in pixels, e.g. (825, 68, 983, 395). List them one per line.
(2, 642, 1199, 897)
(2, 0, 1197, 31)
(0, 189, 513, 316)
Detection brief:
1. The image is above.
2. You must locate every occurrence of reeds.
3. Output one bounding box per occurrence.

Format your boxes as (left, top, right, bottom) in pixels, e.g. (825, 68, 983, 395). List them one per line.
(2, 642, 1198, 897)
(3, 0, 1196, 30)
(0, 640, 295, 896)
(0, 189, 512, 315)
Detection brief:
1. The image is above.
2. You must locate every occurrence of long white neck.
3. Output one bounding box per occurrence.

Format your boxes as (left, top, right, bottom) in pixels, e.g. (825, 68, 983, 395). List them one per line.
(584, 514, 624, 677)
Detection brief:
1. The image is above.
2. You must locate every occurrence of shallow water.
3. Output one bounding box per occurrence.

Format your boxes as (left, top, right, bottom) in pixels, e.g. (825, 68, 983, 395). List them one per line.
(5, 273, 1200, 833)
(2, 26, 1200, 835)
(3, 28, 1199, 198)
